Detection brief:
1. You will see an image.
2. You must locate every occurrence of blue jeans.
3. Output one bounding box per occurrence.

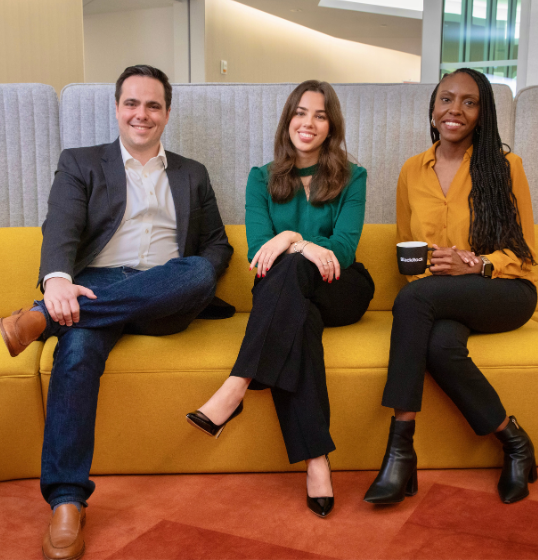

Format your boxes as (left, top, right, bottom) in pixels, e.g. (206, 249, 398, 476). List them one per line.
(38, 256, 216, 509)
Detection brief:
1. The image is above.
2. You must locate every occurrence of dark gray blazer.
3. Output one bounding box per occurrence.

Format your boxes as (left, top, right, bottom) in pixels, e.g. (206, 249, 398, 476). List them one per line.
(38, 138, 233, 288)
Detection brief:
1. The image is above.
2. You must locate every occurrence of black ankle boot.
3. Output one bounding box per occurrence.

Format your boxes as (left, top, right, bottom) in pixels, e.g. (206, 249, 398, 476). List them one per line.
(495, 416, 537, 504)
(364, 417, 418, 504)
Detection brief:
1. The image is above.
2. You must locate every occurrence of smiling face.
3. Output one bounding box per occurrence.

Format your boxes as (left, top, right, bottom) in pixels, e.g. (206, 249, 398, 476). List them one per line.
(288, 91, 330, 164)
(432, 72, 481, 149)
(115, 75, 170, 163)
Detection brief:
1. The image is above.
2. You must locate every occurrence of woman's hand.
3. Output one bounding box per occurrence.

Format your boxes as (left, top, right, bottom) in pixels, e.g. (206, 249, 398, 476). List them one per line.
(250, 231, 302, 277)
(453, 246, 481, 268)
(430, 244, 482, 276)
(302, 243, 341, 282)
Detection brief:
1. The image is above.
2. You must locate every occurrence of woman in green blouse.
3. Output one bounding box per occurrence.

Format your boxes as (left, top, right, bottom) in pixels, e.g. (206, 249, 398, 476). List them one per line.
(187, 80, 374, 517)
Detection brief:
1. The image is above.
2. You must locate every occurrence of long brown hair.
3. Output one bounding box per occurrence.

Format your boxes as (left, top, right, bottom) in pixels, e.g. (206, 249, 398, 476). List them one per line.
(268, 80, 350, 206)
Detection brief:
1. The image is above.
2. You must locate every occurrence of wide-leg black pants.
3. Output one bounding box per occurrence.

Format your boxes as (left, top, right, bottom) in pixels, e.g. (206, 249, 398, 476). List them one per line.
(382, 275, 537, 435)
(231, 253, 375, 463)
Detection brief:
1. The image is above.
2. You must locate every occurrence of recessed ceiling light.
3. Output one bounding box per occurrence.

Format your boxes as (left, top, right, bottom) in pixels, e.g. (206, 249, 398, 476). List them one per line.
(290, 9, 302, 12)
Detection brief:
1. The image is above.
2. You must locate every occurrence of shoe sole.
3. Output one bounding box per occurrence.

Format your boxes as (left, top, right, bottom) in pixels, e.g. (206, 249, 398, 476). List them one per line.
(363, 497, 405, 505)
(363, 489, 417, 505)
(307, 505, 334, 518)
(186, 416, 223, 438)
(0, 319, 17, 357)
(42, 543, 85, 560)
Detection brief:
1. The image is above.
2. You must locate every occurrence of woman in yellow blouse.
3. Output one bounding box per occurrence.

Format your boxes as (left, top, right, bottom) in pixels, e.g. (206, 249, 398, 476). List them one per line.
(364, 68, 537, 506)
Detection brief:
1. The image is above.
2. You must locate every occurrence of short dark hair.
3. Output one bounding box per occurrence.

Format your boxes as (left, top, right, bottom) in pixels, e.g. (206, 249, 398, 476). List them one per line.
(115, 65, 172, 110)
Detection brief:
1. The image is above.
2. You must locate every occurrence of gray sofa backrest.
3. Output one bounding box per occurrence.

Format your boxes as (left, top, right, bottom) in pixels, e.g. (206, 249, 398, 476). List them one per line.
(514, 86, 538, 221)
(0, 84, 60, 227)
(60, 82, 515, 225)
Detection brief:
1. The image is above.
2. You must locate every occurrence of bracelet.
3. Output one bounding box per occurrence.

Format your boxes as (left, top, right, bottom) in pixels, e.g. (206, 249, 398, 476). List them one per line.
(299, 241, 310, 255)
(293, 240, 310, 254)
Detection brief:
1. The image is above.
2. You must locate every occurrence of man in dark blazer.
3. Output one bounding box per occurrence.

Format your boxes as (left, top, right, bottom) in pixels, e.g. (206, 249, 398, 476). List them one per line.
(0, 65, 232, 560)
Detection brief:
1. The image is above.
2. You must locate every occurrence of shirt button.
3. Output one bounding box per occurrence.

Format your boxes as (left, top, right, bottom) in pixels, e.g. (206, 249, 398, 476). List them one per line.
(150, 192, 154, 195)
(145, 229, 149, 233)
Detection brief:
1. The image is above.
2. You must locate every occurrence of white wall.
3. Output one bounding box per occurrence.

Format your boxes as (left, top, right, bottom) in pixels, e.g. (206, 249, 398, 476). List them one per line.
(205, 0, 421, 84)
(83, 0, 421, 85)
(84, 6, 175, 84)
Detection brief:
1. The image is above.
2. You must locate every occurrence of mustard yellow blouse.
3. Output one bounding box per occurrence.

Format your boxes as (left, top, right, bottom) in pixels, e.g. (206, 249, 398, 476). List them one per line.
(396, 142, 537, 285)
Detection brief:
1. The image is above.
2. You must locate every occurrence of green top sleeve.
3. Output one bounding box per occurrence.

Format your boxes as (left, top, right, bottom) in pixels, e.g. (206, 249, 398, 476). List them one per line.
(245, 166, 276, 262)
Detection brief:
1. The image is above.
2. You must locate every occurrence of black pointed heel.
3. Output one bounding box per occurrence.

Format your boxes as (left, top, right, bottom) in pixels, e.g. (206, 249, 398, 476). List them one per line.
(186, 401, 243, 439)
(364, 417, 418, 505)
(306, 455, 334, 518)
(495, 415, 536, 504)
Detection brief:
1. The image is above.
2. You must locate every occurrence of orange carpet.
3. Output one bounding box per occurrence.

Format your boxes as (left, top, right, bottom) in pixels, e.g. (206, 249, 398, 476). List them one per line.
(1, 470, 537, 560)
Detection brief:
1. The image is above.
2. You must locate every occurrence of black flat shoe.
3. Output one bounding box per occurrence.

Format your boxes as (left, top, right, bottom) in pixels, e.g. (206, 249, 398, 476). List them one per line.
(186, 401, 244, 439)
(495, 415, 537, 504)
(307, 455, 334, 518)
(364, 417, 418, 505)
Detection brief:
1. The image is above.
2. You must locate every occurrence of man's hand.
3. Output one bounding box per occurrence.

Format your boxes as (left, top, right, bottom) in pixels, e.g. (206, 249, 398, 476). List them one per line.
(430, 244, 482, 276)
(44, 277, 97, 326)
(302, 243, 341, 282)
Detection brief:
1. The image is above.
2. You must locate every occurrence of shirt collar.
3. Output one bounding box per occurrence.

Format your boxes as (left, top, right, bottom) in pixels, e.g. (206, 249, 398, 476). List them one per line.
(119, 139, 168, 169)
(422, 140, 474, 167)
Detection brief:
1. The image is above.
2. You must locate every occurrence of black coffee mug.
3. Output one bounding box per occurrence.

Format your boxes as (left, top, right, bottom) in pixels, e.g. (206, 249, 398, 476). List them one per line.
(397, 241, 433, 275)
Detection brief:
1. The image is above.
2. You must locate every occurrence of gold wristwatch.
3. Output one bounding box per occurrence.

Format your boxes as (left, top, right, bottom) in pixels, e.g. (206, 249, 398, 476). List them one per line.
(480, 256, 493, 278)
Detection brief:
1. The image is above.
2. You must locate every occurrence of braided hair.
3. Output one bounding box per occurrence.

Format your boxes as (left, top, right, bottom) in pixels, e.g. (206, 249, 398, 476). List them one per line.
(429, 68, 535, 265)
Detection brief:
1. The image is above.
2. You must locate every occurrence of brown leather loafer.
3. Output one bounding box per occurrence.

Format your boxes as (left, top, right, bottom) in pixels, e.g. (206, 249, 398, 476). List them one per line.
(42, 504, 86, 560)
(0, 307, 46, 357)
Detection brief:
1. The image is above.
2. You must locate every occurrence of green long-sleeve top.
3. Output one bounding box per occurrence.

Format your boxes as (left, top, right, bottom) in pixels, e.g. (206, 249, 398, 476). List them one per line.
(245, 162, 367, 269)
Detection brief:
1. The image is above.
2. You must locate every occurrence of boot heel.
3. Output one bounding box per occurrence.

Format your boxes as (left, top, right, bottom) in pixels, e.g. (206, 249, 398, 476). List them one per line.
(405, 469, 418, 496)
(528, 459, 537, 483)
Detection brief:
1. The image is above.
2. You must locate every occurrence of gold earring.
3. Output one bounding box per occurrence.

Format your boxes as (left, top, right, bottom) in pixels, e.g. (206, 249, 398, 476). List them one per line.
(431, 118, 436, 128)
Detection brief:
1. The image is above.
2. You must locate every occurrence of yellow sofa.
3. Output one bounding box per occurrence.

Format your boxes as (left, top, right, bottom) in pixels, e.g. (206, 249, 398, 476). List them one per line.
(2, 225, 538, 482)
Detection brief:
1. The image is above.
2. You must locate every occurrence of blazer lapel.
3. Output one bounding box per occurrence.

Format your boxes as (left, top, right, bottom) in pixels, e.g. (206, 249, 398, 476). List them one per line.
(101, 139, 127, 221)
(166, 153, 189, 256)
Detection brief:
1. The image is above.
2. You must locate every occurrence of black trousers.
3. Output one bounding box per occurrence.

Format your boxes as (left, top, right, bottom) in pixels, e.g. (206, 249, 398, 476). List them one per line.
(382, 275, 537, 435)
(231, 254, 375, 463)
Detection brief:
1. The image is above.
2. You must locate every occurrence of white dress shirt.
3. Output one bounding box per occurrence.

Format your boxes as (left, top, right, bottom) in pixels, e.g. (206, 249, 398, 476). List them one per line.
(44, 140, 179, 284)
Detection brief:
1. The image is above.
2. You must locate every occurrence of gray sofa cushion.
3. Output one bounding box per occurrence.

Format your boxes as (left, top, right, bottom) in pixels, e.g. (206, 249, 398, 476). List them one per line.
(60, 82, 515, 225)
(0, 84, 60, 227)
(514, 86, 538, 223)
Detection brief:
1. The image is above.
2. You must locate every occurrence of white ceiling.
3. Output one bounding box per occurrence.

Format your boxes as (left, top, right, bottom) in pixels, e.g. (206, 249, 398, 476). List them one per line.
(83, 0, 174, 15)
(82, 0, 422, 56)
(233, 0, 421, 55)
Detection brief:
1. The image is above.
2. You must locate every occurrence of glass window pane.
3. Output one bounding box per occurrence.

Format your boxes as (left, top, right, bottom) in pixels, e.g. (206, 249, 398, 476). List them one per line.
(468, 0, 490, 62)
(492, 0, 509, 61)
(442, 0, 464, 63)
